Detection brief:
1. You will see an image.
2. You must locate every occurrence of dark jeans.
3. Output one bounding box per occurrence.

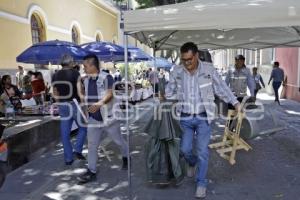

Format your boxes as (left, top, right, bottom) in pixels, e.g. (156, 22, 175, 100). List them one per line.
(151, 83, 159, 94)
(254, 89, 259, 98)
(272, 81, 282, 101)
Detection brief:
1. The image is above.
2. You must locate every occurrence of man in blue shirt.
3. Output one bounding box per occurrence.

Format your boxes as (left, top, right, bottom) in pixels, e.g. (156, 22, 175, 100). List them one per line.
(268, 61, 285, 105)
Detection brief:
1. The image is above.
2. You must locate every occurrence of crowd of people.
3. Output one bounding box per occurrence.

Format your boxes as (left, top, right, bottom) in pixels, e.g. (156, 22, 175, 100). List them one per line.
(48, 42, 284, 198)
(0, 66, 49, 115)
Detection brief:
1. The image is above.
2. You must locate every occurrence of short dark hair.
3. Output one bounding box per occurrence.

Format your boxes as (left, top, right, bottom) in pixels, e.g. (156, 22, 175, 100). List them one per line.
(27, 71, 34, 76)
(274, 61, 280, 66)
(83, 54, 99, 70)
(180, 42, 198, 54)
(74, 65, 80, 71)
(235, 55, 245, 60)
(1, 74, 11, 85)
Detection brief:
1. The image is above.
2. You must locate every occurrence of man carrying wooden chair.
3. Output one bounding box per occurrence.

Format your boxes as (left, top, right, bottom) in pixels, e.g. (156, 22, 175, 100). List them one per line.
(163, 42, 241, 198)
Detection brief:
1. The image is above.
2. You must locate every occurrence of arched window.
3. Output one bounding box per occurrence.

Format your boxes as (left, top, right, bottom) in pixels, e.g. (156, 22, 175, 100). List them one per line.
(96, 34, 101, 42)
(72, 26, 80, 44)
(31, 14, 45, 44)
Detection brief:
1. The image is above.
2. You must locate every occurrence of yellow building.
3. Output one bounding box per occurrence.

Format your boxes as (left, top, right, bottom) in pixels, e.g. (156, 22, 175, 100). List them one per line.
(0, 0, 120, 70)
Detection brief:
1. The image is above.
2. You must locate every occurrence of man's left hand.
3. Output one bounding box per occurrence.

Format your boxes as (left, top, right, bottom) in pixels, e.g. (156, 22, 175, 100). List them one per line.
(88, 102, 102, 113)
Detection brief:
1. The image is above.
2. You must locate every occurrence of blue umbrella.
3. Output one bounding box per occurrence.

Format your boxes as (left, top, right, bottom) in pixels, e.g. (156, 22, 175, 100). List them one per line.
(128, 46, 152, 62)
(16, 40, 88, 65)
(147, 57, 173, 69)
(81, 42, 130, 62)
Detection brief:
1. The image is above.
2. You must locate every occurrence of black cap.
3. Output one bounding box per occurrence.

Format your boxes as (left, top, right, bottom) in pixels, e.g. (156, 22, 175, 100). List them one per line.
(235, 54, 245, 60)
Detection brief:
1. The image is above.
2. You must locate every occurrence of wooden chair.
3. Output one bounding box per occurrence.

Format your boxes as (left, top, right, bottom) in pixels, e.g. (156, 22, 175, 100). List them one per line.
(209, 107, 252, 165)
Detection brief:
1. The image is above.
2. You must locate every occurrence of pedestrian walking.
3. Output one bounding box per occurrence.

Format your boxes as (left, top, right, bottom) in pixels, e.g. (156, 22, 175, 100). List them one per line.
(252, 67, 265, 98)
(268, 61, 284, 105)
(52, 54, 87, 165)
(164, 42, 240, 198)
(78, 54, 129, 184)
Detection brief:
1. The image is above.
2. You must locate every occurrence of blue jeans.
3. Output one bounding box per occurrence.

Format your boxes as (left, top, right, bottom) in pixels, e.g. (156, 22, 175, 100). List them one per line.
(272, 81, 281, 101)
(58, 102, 87, 162)
(180, 114, 211, 187)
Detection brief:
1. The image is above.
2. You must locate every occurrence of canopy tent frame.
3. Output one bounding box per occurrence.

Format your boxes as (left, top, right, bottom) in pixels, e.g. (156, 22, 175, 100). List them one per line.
(129, 29, 300, 51)
(123, 0, 300, 51)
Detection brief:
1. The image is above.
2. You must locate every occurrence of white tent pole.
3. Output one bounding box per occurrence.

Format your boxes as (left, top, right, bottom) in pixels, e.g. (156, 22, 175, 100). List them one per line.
(153, 48, 157, 100)
(124, 33, 132, 200)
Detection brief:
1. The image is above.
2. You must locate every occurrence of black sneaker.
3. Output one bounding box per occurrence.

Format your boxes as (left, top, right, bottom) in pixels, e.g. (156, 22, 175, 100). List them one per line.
(73, 152, 86, 160)
(122, 157, 128, 170)
(65, 160, 74, 166)
(78, 169, 96, 184)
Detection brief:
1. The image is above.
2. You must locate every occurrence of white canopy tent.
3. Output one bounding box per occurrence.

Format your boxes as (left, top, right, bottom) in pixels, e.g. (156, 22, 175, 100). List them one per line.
(123, 0, 300, 50)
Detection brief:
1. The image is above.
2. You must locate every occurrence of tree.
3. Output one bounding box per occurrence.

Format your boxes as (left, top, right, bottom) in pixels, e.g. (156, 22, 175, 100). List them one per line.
(135, 0, 189, 9)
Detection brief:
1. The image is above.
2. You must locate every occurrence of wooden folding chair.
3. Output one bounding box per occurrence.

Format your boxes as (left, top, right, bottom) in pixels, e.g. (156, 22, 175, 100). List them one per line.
(209, 109, 252, 165)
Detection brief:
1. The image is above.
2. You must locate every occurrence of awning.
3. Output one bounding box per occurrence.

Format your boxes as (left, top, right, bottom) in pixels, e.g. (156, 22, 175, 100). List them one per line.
(124, 0, 300, 50)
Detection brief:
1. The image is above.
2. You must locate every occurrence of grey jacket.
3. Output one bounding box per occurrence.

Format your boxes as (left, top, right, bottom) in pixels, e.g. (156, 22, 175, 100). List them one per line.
(225, 66, 256, 97)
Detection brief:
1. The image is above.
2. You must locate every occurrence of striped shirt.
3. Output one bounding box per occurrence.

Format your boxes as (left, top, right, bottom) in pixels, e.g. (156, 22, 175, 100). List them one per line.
(166, 61, 238, 114)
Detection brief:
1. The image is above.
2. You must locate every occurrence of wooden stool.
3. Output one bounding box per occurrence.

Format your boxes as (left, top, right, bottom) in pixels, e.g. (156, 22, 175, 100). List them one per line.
(209, 110, 252, 165)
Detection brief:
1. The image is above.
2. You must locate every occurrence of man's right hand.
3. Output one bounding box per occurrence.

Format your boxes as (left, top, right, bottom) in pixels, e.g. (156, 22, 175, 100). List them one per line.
(234, 102, 242, 113)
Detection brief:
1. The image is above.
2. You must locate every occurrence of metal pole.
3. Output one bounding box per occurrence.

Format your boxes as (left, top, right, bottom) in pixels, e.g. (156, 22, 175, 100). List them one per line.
(123, 1, 132, 198)
(124, 33, 132, 200)
(153, 48, 156, 100)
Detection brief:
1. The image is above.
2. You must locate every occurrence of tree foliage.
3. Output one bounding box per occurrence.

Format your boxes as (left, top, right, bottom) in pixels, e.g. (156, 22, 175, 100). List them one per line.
(134, 0, 189, 9)
(112, 0, 189, 9)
